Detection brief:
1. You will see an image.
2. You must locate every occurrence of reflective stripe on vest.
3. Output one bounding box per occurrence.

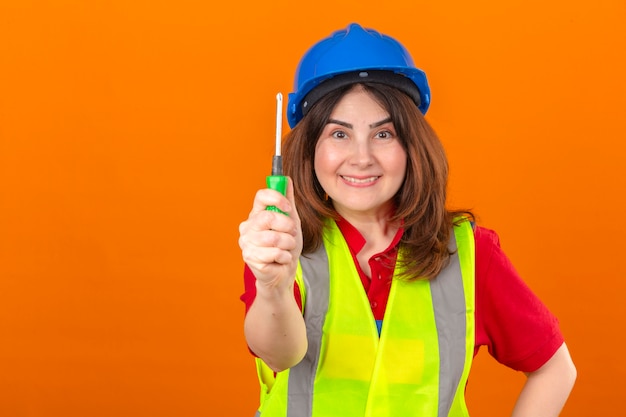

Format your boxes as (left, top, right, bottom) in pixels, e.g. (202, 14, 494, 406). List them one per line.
(255, 219, 475, 417)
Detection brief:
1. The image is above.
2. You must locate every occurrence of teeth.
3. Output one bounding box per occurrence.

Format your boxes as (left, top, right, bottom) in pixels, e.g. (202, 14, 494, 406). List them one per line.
(342, 176, 379, 184)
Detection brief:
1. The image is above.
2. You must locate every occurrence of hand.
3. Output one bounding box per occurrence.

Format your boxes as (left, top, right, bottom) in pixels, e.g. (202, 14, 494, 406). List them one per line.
(238, 178, 303, 291)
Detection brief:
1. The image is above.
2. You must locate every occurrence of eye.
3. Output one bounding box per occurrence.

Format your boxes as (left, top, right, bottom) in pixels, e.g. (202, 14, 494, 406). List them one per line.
(375, 130, 395, 140)
(331, 130, 347, 139)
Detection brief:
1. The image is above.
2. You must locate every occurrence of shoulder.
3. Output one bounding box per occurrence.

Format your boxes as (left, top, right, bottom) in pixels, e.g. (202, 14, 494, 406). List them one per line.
(472, 224, 521, 296)
(470, 224, 504, 274)
(472, 225, 564, 372)
(473, 224, 501, 249)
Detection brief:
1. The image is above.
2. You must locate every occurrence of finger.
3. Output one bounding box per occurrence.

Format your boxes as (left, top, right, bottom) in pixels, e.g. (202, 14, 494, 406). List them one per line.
(239, 228, 298, 254)
(242, 245, 295, 268)
(241, 208, 298, 236)
(257, 229, 298, 251)
(285, 177, 299, 220)
(250, 188, 292, 215)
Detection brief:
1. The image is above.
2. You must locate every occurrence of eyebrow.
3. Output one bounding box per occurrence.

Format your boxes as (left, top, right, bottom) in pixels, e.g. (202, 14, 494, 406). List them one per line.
(327, 117, 392, 129)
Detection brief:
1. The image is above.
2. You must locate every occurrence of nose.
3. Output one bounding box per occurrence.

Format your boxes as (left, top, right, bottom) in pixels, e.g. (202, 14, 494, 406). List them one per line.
(348, 139, 374, 167)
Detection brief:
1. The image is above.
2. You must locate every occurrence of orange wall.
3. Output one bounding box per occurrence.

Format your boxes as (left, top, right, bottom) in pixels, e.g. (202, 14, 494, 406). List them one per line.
(0, 1, 624, 415)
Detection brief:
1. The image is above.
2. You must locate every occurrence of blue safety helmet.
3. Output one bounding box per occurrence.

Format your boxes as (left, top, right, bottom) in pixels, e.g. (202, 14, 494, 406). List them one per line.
(287, 23, 431, 128)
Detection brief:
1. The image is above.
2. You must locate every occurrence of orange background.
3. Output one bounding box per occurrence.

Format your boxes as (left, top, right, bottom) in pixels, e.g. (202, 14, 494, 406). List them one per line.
(1, 0, 624, 415)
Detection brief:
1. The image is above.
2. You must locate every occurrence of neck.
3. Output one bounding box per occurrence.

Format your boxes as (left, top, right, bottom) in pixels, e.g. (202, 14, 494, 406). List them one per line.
(338, 207, 400, 251)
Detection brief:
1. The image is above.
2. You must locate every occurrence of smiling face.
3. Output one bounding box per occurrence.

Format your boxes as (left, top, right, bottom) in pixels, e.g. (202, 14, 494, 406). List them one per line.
(313, 85, 407, 220)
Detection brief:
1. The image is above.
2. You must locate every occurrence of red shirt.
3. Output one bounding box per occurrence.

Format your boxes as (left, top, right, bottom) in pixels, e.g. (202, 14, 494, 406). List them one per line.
(241, 220, 563, 373)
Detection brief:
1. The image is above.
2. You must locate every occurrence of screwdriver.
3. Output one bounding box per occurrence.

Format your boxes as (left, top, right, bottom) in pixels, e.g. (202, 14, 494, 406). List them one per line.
(266, 92, 288, 214)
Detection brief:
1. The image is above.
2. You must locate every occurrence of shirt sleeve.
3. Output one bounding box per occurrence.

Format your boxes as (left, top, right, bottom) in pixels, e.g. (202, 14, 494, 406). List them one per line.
(474, 226, 564, 372)
(240, 264, 303, 314)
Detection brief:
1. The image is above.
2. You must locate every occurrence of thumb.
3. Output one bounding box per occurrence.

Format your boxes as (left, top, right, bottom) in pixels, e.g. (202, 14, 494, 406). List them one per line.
(285, 177, 303, 244)
(285, 177, 299, 220)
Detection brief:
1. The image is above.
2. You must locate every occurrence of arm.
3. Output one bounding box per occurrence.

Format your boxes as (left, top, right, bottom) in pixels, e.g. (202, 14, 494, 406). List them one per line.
(244, 280, 307, 372)
(511, 343, 577, 417)
(238, 179, 307, 372)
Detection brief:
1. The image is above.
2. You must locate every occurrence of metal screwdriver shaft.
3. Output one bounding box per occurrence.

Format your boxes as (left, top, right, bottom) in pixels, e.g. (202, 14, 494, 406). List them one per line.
(266, 92, 288, 213)
(271, 93, 283, 176)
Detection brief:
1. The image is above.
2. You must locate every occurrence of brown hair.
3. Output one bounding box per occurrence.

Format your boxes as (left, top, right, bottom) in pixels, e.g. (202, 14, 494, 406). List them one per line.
(282, 83, 473, 280)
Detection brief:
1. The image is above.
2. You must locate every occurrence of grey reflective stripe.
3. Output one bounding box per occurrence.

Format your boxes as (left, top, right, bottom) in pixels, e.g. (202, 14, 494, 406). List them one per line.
(286, 232, 467, 417)
(287, 246, 329, 417)
(430, 232, 466, 417)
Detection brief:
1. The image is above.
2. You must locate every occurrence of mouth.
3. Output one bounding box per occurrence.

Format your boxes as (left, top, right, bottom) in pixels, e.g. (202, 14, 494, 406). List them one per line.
(340, 175, 380, 184)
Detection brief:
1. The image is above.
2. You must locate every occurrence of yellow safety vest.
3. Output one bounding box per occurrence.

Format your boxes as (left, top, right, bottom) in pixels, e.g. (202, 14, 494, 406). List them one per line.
(254, 218, 475, 417)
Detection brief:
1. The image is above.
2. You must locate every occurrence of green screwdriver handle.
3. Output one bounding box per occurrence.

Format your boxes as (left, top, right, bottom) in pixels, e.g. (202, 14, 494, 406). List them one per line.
(266, 174, 287, 214)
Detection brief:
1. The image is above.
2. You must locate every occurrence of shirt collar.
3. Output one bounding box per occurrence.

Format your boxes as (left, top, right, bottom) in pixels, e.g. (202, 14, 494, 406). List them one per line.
(335, 216, 404, 256)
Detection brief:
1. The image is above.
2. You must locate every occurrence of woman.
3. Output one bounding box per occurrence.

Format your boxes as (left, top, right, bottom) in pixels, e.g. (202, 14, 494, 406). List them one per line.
(238, 23, 576, 417)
